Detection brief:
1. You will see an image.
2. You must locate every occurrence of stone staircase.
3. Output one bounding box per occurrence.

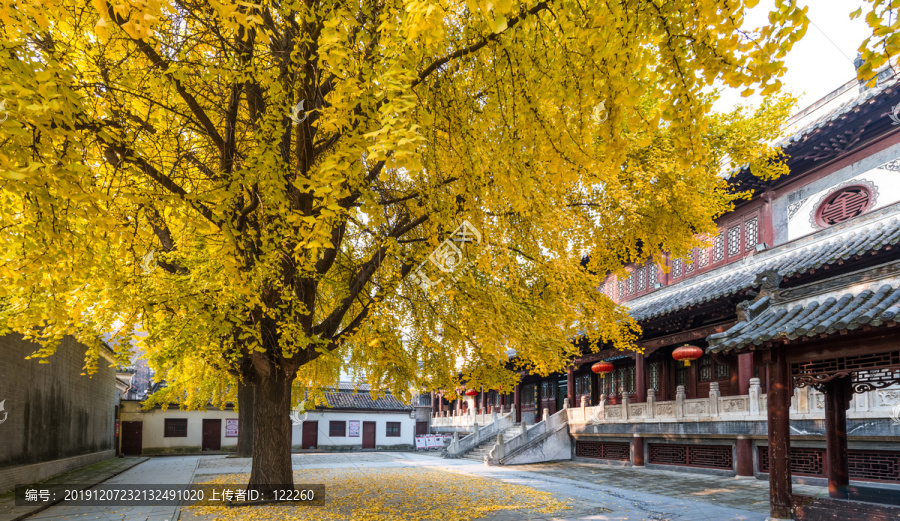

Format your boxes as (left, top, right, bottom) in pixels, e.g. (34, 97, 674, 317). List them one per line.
(461, 424, 525, 462)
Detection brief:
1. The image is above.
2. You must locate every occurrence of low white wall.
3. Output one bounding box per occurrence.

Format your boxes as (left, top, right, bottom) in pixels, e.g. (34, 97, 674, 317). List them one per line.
(120, 401, 238, 453)
(291, 410, 415, 449)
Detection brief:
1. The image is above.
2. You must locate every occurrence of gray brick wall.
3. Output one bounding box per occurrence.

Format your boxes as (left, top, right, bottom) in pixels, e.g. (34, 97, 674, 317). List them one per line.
(0, 334, 116, 472)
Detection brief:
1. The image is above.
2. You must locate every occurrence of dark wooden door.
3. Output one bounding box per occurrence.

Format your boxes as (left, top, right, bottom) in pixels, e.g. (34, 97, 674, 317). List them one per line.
(556, 381, 567, 412)
(121, 421, 142, 456)
(415, 421, 427, 435)
(362, 421, 376, 449)
(301, 421, 318, 449)
(202, 419, 221, 451)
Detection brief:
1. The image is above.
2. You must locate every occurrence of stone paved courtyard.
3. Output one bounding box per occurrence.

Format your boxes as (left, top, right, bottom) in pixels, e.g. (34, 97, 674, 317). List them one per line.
(22, 452, 836, 520)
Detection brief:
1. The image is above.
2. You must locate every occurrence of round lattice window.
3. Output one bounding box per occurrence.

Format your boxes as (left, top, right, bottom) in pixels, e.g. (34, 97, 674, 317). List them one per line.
(815, 185, 872, 227)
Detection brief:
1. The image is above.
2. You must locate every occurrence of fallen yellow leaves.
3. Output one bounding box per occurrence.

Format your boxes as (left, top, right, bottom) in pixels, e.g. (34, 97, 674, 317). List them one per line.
(187, 467, 570, 520)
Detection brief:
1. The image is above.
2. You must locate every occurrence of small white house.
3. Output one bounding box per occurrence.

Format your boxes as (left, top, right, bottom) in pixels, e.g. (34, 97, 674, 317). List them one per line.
(118, 400, 239, 455)
(291, 385, 417, 451)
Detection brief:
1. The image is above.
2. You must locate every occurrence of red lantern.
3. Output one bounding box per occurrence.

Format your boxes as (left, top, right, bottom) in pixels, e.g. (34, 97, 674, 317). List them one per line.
(591, 361, 614, 378)
(465, 389, 479, 396)
(673, 344, 704, 367)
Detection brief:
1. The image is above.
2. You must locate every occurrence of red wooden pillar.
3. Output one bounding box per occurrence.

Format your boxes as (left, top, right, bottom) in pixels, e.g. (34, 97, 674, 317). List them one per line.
(738, 353, 754, 395)
(825, 377, 851, 499)
(767, 347, 792, 520)
(635, 354, 646, 403)
(736, 436, 753, 477)
(567, 366, 575, 407)
(632, 434, 644, 467)
(687, 362, 698, 399)
(659, 359, 671, 402)
(514, 385, 521, 423)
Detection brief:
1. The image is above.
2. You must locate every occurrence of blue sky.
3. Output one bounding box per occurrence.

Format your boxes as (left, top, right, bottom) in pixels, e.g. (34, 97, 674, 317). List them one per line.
(715, 0, 872, 113)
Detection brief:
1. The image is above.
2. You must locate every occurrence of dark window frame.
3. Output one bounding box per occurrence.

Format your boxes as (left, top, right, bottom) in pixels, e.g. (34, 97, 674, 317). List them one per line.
(164, 418, 188, 438)
(329, 420, 346, 437)
(386, 422, 401, 437)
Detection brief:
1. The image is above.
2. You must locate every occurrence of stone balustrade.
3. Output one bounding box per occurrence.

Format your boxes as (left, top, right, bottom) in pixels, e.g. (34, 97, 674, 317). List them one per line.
(567, 378, 900, 424)
(432, 405, 513, 429)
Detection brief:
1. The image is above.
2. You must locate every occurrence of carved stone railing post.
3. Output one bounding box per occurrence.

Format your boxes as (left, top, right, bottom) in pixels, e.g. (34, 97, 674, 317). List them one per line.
(647, 389, 655, 419)
(676, 385, 685, 419)
(543, 408, 549, 422)
(510, 404, 516, 422)
(474, 422, 480, 444)
(491, 409, 498, 425)
(491, 433, 505, 462)
(709, 382, 720, 417)
(622, 393, 630, 420)
(563, 397, 570, 410)
(749, 378, 761, 416)
(599, 394, 607, 421)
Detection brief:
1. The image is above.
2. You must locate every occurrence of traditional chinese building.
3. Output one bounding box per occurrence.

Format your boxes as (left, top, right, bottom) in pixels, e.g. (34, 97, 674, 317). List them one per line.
(433, 65, 900, 517)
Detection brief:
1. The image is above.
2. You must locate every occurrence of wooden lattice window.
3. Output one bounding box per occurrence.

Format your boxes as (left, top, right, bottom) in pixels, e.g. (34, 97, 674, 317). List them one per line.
(715, 361, 730, 380)
(386, 422, 401, 437)
(626, 271, 635, 294)
(541, 380, 556, 399)
(648, 361, 660, 391)
(636, 267, 646, 291)
(816, 186, 871, 226)
(712, 234, 725, 262)
(727, 225, 741, 256)
(602, 370, 618, 396)
(649, 444, 733, 469)
(648, 262, 658, 287)
(577, 441, 631, 460)
(698, 356, 713, 381)
(672, 258, 682, 278)
(759, 447, 900, 483)
(574, 374, 591, 399)
(521, 384, 536, 406)
(744, 217, 759, 251)
(683, 250, 695, 274)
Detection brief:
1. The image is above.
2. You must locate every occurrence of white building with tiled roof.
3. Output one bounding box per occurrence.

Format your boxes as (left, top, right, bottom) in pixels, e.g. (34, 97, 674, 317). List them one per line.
(290, 384, 420, 451)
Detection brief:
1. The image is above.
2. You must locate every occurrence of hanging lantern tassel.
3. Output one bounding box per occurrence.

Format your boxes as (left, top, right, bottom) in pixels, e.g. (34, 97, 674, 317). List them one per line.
(672, 344, 704, 367)
(591, 361, 614, 378)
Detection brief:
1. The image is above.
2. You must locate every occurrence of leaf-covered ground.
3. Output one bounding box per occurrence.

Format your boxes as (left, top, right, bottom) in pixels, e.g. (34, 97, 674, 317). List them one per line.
(186, 467, 571, 520)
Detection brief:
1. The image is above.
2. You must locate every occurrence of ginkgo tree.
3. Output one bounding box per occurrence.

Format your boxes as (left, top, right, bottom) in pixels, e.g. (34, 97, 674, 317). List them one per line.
(0, 0, 820, 493)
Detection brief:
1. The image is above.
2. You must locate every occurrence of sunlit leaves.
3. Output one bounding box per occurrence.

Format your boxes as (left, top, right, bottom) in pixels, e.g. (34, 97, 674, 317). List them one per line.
(0, 0, 813, 408)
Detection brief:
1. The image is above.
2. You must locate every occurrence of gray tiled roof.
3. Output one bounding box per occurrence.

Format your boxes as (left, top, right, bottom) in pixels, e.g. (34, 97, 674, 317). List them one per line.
(320, 391, 412, 411)
(335, 382, 372, 392)
(627, 212, 900, 322)
(707, 267, 900, 354)
(723, 71, 899, 180)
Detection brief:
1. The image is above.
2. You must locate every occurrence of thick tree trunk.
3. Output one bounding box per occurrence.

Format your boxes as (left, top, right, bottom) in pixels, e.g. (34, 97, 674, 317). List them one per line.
(248, 370, 294, 495)
(235, 381, 255, 458)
